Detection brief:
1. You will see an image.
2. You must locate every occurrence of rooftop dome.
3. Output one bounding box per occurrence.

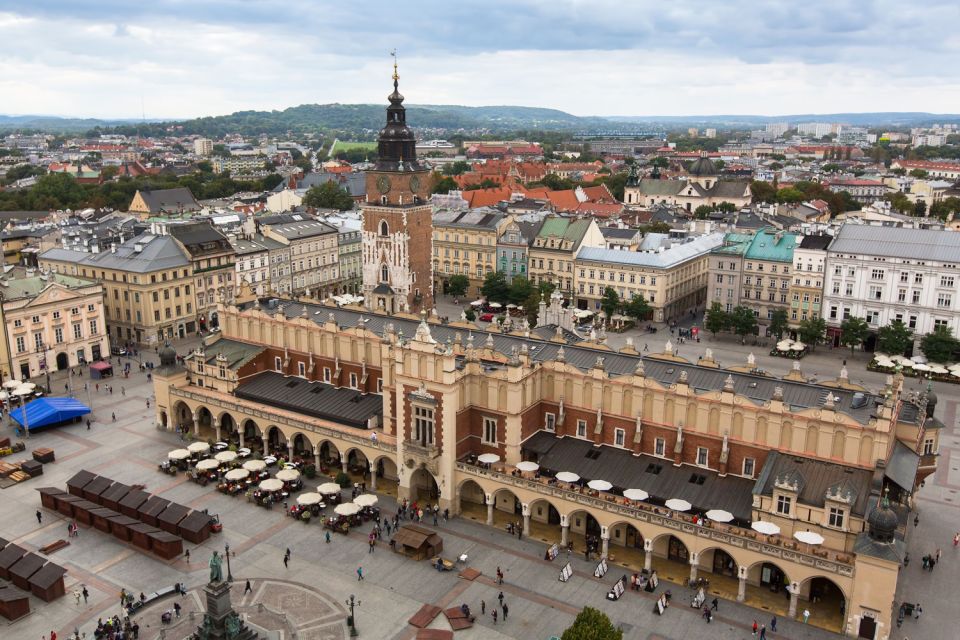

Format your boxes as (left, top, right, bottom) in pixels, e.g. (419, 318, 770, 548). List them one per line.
(688, 154, 718, 177)
(867, 496, 899, 543)
(159, 342, 177, 367)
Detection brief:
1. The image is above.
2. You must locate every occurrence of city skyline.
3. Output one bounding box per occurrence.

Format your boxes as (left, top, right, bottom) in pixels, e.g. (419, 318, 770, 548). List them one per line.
(1, 0, 959, 120)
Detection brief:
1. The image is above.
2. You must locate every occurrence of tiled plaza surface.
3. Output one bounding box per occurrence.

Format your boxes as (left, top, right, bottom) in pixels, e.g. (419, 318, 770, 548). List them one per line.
(0, 341, 954, 640)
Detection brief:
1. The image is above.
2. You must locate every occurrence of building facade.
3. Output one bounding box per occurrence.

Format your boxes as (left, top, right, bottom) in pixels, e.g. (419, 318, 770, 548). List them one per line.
(497, 220, 541, 283)
(789, 235, 829, 326)
(527, 216, 604, 299)
(432, 208, 507, 298)
(169, 222, 236, 331)
(262, 219, 339, 298)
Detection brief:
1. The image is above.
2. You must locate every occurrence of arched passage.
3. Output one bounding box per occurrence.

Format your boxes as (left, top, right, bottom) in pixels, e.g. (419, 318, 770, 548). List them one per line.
(799, 576, 847, 633)
(527, 498, 563, 545)
(318, 441, 341, 473)
(409, 466, 439, 503)
(345, 448, 370, 485)
(607, 520, 646, 570)
(291, 433, 310, 457)
(491, 488, 522, 530)
(265, 426, 283, 453)
(374, 456, 399, 497)
(649, 533, 691, 583)
(172, 401, 193, 433)
(158, 411, 168, 430)
(744, 560, 793, 618)
(457, 479, 488, 522)
(218, 413, 237, 442)
(568, 509, 603, 560)
(241, 419, 261, 451)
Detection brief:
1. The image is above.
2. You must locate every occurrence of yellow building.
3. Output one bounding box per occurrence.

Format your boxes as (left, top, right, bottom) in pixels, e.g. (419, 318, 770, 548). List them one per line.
(527, 216, 604, 299)
(432, 208, 509, 298)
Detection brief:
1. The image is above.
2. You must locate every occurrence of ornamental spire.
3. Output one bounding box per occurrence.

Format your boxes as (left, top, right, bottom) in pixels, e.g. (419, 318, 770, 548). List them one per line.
(390, 49, 399, 88)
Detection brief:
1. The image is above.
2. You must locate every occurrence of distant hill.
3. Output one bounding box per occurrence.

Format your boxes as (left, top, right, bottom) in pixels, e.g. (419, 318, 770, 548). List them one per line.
(0, 114, 151, 131)
(607, 112, 960, 128)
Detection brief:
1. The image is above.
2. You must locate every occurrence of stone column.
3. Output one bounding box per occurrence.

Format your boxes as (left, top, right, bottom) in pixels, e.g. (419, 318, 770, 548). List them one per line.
(560, 514, 569, 547)
(601, 531, 610, 559)
(486, 495, 494, 526)
(369, 466, 377, 491)
(689, 552, 699, 582)
(238, 430, 245, 448)
(643, 539, 653, 572)
(788, 584, 799, 617)
(192, 412, 199, 436)
(737, 566, 747, 602)
(313, 446, 321, 470)
(287, 441, 294, 461)
(522, 503, 530, 537)
(212, 418, 221, 442)
(341, 454, 348, 474)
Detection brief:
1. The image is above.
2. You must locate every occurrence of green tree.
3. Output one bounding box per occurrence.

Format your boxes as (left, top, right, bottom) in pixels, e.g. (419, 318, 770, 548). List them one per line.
(839, 316, 870, 354)
(909, 168, 929, 179)
(930, 196, 960, 221)
(302, 181, 354, 210)
(776, 187, 805, 204)
(600, 287, 621, 318)
(885, 192, 912, 213)
(694, 204, 714, 219)
(913, 201, 927, 217)
(623, 294, 652, 321)
(442, 160, 471, 176)
(446, 274, 470, 298)
(750, 180, 777, 203)
(798, 317, 827, 350)
(730, 306, 758, 340)
(480, 271, 510, 304)
(704, 302, 729, 337)
(651, 156, 669, 169)
(769, 309, 789, 340)
(877, 320, 912, 356)
(431, 175, 458, 194)
(507, 276, 534, 306)
(561, 607, 622, 640)
(538, 280, 557, 298)
(524, 289, 542, 326)
(921, 325, 960, 363)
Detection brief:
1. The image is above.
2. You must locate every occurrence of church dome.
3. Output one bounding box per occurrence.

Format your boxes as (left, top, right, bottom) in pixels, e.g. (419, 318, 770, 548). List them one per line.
(867, 497, 899, 543)
(688, 155, 718, 177)
(159, 342, 178, 367)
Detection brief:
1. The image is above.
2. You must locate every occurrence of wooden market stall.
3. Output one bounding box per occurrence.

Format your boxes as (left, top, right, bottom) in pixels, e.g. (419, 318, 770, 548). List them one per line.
(178, 510, 213, 544)
(391, 524, 443, 561)
(36, 487, 66, 510)
(118, 489, 150, 518)
(107, 515, 140, 542)
(29, 563, 66, 602)
(0, 586, 29, 621)
(100, 482, 131, 511)
(90, 507, 120, 534)
(9, 553, 45, 590)
(70, 500, 99, 526)
(157, 503, 190, 535)
(66, 470, 97, 497)
(146, 530, 183, 560)
(0, 545, 27, 580)
(138, 496, 171, 527)
(55, 493, 85, 518)
(128, 523, 161, 552)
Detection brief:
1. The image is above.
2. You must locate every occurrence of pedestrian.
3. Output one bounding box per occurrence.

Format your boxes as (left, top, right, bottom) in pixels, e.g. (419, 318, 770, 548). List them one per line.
(803, 609, 810, 624)
(174, 602, 181, 618)
(922, 555, 929, 570)
(74, 590, 82, 605)
(936, 548, 942, 563)
(498, 591, 504, 606)
(185, 549, 190, 563)
(914, 603, 922, 620)
(914, 514, 920, 527)
(82, 586, 88, 603)
(357, 566, 364, 581)
(36, 510, 42, 524)
(244, 580, 252, 594)
(325, 531, 331, 544)
(711, 597, 718, 611)
(111, 412, 116, 422)
(954, 532, 959, 547)
(433, 510, 438, 526)
(759, 624, 767, 640)
(368, 539, 375, 553)
(752, 620, 758, 636)
(146, 399, 150, 409)
(481, 600, 486, 614)
(502, 602, 508, 621)
(496, 567, 503, 584)
(770, 615, 777, 632)
(86, 418, 91, 430)
(491, 609, 497, 624)
(283, 554, 289, 568)
(702, 605, 711, 622)
(121, 386, 125, 396)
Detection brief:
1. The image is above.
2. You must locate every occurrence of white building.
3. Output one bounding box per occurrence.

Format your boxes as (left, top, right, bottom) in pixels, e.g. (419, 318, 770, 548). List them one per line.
(797, 122, 837, 138)
(194, 138, 213, 156)
(823, 225, 960, 345)
(765, 122, 789, 137)
(265, 188, 305, 213)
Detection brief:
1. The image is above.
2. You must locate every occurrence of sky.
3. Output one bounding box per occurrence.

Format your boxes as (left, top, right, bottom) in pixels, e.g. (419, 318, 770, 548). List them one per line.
(2, 0, 959, 120)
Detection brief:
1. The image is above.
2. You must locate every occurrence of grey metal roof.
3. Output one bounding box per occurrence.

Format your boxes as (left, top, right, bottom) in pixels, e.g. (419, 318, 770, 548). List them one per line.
(264, 219, 337, 240)
(235, 371, 382, 429)
(522, 432, 756, 521)
(577, 234, 724, 270)
(246, 299, 885, 425)
(885, 441, 920, 494)
(828, 224, 960, 262)
(754, 451, 873, 516)
(40, 233, 190, 273)
(197, 338, 265, 370)
(136, 187, 201, 213)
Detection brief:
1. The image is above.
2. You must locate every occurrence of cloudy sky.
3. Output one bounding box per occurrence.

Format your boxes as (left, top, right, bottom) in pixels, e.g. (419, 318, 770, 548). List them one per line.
(2, 0, 959, 119)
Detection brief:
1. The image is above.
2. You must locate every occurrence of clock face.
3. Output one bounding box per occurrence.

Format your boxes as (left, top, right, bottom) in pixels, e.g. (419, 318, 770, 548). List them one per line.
(409, 176, 421, 192)
(377, 176, 391, 194)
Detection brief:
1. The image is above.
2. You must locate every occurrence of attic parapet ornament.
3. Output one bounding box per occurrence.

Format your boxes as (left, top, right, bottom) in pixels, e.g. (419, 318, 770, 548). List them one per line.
(723, 374, 735, 392)
(678, 370, 688, 384)
(594, 406, 603, 434)
(824, 392, 836, 409)
(773, 386, 784, 401)
(634, 359, 645, 376)
(328, 312, 336, 323)
(484, 333, 495, 349)
(664, 339, 674, 355)
(594, 356, 605, 370)
(414, 317, 436, 344)
(747, 352, 755, 367)
(633, 414, 643, 443)
(556, 346, 566, 362)
(674, 425, 684, 453)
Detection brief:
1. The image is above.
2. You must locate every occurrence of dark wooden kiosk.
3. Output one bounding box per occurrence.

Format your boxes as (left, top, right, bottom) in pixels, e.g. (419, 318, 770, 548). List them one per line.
(29, 563, 67, 602)
(37, 487, 66, 510)
(55, 493, 85, 518)
(81, 476, 113, 503)
(139, 496, 171, 527)
(9, 553, 45, 590)
(71, 499, 99, 526)
(0, 544, 26, 580)
(129, 523, 161, 551)
(146, 530, 183, 560)
(119, 489, 150, 518)
(392, 525, 443, 561)
(90, 507, 120, 533)
(0, 586, 30, 621)
(157, 503, 190, 535)
(108, 515, 140, 542)
(178, 511, 213, 544)
(66, 470, 97, 497)
(100, 482, 131, 511)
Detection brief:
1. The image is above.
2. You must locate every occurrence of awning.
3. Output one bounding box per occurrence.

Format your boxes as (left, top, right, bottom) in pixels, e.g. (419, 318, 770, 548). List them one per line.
(89, 361, 112, 371)
(886, 441, 920, 493)
(10, 397, 91, 431)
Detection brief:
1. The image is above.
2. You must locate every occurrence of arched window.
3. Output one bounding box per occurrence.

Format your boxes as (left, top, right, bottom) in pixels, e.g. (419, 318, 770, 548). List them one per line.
(379, 220, 389, 236)
(381, 264, 389, 283)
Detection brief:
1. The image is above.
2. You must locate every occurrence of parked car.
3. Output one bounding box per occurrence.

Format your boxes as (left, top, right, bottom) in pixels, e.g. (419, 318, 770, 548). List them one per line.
(111, 346, 128, 356)
(479, 313, 495, 322)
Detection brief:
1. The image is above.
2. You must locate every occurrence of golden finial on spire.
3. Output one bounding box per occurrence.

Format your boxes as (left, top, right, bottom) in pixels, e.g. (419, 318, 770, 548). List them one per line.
(390, 49, 399, 82)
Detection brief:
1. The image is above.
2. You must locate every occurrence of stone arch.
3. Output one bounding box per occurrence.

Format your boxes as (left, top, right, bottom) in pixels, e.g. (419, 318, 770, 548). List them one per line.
(217, 411, 237, 439)
(695, 545, 741, 578)
(732, 412, 743, 439)
(567, 508, 603, 539)
(858, 434, 874, 465)
(831, 429, 846, 459)
(290, 431, 312, 456)
(457, 478, 489, 519)
(583, 382, 593, 407)
(265, 426, 284, 452)
(746, 559, 791, 592)
(780, 421, 793, 450)
(798, 574, 848, 632)
(492, 487, 523, 520)
(805, 424, 819, 454)
(344, 447, 370, 480)
(196, 406, 214, 433)
(652, 532, 690, 563)
(172, 400, 194, 432)
(622, 389, 633, 415)
(158, 411, 168, 429)
(607, 519, 646, 551)
(373, 454, 398, 487)
(708, 407, 720, 434)
(408, 466, 440, 503)
(528, 497, 563, 528)
(545, 374, 555, 400)
(317, 440, 342, 470)
(756, 415, 768, 443)
(664, 399, 675, 425)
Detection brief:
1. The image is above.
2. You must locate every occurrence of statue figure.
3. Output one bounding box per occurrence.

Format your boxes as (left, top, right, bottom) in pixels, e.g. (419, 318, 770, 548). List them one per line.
(225, 612, 240, 639)
(197, 615, 212, 640)
(209, 550, 223, 583)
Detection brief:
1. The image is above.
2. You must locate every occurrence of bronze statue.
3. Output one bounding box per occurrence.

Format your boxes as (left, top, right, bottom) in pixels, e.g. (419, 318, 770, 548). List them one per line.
(209, 550, 223, 583)
(225, 612, 240, 638)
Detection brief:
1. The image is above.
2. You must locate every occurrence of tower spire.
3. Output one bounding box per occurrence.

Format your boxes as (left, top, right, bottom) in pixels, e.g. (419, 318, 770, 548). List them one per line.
(390, 49, 399, 90)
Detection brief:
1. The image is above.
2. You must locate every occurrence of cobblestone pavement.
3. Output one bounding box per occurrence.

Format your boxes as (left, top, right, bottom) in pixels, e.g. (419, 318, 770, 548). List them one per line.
(0, 339, 957, 640)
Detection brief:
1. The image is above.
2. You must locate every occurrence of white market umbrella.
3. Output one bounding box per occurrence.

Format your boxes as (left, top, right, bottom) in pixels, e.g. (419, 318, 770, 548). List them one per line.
(2, 380, 22, 390)
(952, 370, 960, 379)
(752, 521, 781, 535)
(470, 300, 484, 307)
(188, 442, 210, 454)
(16, 381, 36, 391)
(196, 459, 219, 471)
(243, 459, 266, 472)
(623, 488, 649, 501)
(317, 482, 342, 495)
(215, 451, 237, 463)
(276, 469, 301, 482)
(555, 471, 580, 483)
(488, 302, 502, 309)
(334, 502, 361, 516)
(705, 509, 735, 523)
(238, 447, 252, 457)
(948, 363, 960, 371)
(478, 453, 500, 464)
(587, 479, 613, 492)
(258, 478, 284, 492)
(516, 461, 540, 472)
(930, 365, 948, 375)
(666, 498, 692, 512)
(0, 391, 7, 401)
(776, 340, 793, 350)
(297, 493, 322, 506)
(354, 493, 378, 507)
(794, 531, 825, 545)
(899, 359, 914, 367)
(168, 449, 190, 461)
(912, 363, 930, 372)
(225, 468, 249, 481)
(790, 343, 806, 351)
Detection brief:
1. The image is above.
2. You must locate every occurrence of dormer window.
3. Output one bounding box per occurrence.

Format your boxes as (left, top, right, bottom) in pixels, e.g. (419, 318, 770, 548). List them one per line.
(776, 494, 792, 516)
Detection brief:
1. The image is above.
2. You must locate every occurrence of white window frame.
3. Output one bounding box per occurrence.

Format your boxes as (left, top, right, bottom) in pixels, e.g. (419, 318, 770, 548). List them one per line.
(742, 457, 755, 477)
(776, 494, 792, 516)
(696, 446, 709, 467)
(483, 417, 498, 444)
(614, 428, 626, 447)
(413, 405, 435, 446)
(827, 506, 845, 529)
(323, 367, 331, 383)
(576, 419, 587, 438)
(349, 372, 358, 389)
(654, 437, 665, 457)
(544, 412, 556, 432)
(297, 361, 306, 377)
(274, 356, 282, 371)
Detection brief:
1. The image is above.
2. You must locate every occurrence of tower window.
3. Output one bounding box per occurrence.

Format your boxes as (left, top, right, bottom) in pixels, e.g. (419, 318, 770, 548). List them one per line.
(381, 264, 389, 283)
(379, 220, 389, 236)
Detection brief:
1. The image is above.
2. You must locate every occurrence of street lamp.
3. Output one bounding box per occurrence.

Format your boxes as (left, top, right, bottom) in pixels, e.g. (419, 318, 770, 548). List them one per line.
(225, 542, 233, 582)
(345, 594, 360, 637)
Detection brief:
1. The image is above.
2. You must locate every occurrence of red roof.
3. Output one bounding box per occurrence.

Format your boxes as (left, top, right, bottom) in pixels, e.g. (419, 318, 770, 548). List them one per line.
(460, 186, 516, 208)
(894, 160, 960, 171)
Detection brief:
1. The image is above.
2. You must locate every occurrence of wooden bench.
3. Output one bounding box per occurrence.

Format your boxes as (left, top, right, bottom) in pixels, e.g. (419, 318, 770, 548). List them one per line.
(408, 604, 442, 628)
(39, 540, 70, 555)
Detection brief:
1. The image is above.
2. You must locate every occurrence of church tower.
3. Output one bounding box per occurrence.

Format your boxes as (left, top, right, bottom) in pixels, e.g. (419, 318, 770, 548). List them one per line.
(361, 59, 433, 314)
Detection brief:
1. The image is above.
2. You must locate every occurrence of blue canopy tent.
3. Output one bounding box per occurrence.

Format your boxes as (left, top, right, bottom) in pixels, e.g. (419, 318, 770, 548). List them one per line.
(11, 397, 92, 431)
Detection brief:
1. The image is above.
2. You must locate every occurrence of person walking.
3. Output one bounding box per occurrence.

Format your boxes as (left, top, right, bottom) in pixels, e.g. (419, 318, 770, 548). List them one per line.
(111, 412, 116, 422)
(74, 590, 81, 605)
(174, 602, 181, 618)
(914, 514, 920, 527)
(770, 615, 777, 632)
(498, 591, 504, 606)
(496, 567, 503, 584)
(82, 586, 88, 604)
(86, 418, 91, 430)
(491, 609, 497, 624)
(759, 624, 767, 640)
(803, 609, 810, 624)
(711, 597, 718, 611)
(357, 566, 364, 581)
(325, 531, 331, 544)
(953, 531, 959, 547)
(36, 510, 42, 524)
(936, 548, 942, 563)
(502, 602, 508, 621)
(914, 603, 922, 620)
(481, 600, 486, 615)
(185, 549, 190, 563)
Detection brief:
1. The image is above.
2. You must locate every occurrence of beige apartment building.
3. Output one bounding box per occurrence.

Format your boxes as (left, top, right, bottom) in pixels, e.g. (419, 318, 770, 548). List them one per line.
(1, 269, 109, 381)
(574, 233, 723, 322)
(261, 219, 340, 299)
(527, 216, 604, 299)
(169, 222, 236, 331)
(432, 208, 508, 298)
(40, 233, 195, 344)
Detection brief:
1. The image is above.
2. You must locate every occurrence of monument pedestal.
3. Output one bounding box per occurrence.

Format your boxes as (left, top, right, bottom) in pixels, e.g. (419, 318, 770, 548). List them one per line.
(194, 581, 258, 640)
